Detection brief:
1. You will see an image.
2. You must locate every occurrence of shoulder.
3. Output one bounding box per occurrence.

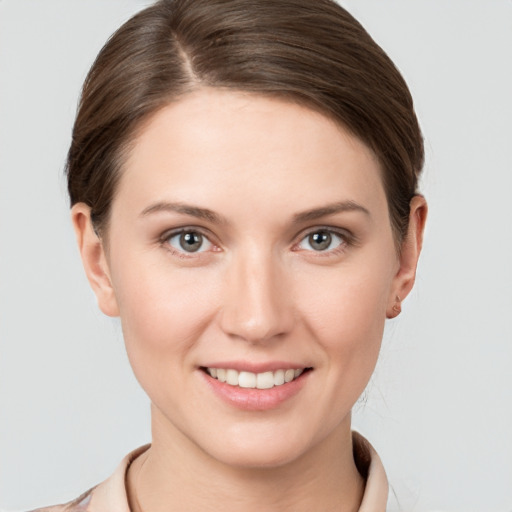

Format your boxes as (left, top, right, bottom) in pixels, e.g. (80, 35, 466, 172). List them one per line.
(352, 431, 389, 512)
(28, 487, 95, 512)
(26, 444, 150, 512)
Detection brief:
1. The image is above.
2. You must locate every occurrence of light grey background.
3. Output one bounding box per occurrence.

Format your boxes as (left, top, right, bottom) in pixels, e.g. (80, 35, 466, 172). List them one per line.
(0, 1, 511, 511)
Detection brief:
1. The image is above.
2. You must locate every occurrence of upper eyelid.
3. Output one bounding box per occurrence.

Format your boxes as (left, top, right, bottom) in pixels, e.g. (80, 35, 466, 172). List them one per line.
(291, 227, 357, 255)
(295, 226, 352, 242)
(160, 226, 216, 242)
(158, 229, 219, 261)
(159, 227, 219, 256)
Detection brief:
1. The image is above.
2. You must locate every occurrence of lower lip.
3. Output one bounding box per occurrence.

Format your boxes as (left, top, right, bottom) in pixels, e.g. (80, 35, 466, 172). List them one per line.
(201, 370, 310, 411)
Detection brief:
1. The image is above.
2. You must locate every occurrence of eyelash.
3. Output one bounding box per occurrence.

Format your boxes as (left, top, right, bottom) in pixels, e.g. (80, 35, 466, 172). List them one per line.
(159, 226, 354, 259)
(159, 227, 218, 259)
(292, 227, 353, 257)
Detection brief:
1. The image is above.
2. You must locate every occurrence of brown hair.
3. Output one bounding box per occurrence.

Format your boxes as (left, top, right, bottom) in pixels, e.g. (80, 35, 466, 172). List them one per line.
(67, 0, 424, 243)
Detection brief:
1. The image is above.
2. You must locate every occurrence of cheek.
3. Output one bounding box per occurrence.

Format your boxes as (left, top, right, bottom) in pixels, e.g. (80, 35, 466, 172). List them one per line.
(298, 259, 391, 333)
(295, 256, 393, 377)
(110, 259, 222, 373)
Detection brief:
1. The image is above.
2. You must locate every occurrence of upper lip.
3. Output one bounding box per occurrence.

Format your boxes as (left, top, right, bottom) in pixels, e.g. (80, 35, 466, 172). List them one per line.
(200, 361, 312, 373)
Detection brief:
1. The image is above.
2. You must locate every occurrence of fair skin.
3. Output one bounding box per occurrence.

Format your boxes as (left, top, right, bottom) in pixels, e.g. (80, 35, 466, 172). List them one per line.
(72, 89, 426, 512)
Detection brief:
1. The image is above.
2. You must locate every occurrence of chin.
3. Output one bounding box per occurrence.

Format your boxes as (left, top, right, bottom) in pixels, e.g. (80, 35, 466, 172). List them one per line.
(208, 436, 311, 470)
(195, 415, 343, 471)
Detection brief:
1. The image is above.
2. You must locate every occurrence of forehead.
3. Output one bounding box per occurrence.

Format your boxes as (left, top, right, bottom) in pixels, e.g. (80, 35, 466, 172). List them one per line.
(115, 88, 388, 221)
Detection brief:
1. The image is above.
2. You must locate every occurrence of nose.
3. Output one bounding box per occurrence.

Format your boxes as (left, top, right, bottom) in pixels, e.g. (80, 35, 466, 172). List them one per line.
(219, 248, 295, 344)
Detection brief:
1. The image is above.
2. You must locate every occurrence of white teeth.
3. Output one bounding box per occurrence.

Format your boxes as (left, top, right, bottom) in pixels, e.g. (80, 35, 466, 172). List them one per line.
(256, 371, 274, 389)
(226, 369, 239, 386)
(284, 369, 295, 383)
(273, 369, 285, 386)
(206, 367, 307, 389)
(239, 371, 256, 388)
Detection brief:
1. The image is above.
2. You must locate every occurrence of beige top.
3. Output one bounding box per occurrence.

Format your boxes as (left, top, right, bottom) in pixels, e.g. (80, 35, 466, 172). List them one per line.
(31, 433, 388, 512)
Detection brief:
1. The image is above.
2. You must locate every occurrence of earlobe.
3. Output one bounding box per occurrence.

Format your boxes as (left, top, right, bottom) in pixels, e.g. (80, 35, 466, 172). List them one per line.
(71, 203, 120, 317)
(386, 195, 428, 319)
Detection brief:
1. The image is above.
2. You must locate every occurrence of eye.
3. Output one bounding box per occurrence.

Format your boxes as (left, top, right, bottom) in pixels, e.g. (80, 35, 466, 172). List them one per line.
(167, 230, 213, 253)
(297, 229, 346, 252)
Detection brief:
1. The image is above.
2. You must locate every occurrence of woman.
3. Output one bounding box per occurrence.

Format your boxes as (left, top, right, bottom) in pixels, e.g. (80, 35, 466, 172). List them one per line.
(36, 0, 426, 510)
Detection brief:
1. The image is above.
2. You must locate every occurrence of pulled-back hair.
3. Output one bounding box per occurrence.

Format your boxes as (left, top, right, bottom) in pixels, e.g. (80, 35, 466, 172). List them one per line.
(67, 0, 424, 243)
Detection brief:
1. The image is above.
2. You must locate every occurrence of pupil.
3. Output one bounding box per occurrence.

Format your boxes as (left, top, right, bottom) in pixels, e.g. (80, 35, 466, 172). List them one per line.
(309, 231, 331, 251)
(180, 232, 202, 252)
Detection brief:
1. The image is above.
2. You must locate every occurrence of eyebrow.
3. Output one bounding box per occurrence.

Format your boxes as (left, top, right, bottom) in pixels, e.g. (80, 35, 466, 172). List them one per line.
(140, 199, 370, 225)
(140, 202, 226, 224)
(293, 200, 370, 223)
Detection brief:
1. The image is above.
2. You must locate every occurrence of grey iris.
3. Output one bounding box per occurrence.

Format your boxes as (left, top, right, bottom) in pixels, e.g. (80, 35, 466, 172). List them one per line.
(309, 231, 331, 251)
(180, 232, 203, 252)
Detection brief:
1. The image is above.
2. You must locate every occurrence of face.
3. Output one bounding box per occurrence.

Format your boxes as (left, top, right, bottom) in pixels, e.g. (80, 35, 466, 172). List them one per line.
(76, 89, 417, 469)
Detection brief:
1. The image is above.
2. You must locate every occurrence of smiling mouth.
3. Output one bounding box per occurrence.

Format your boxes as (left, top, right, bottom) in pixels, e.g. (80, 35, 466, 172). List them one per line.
(202, 367, 312, 390)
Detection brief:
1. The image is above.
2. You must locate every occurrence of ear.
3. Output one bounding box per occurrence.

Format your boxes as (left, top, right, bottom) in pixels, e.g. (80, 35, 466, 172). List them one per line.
(387, 195, 428, 318)
(71, 203, 120, 317)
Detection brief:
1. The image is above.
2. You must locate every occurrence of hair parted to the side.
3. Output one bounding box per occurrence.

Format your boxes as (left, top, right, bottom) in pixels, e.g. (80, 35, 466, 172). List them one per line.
(66, 0, 424, 243)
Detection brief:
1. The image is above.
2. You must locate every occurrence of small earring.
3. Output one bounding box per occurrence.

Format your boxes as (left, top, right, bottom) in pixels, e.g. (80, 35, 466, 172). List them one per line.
(392, 295, 402, 314)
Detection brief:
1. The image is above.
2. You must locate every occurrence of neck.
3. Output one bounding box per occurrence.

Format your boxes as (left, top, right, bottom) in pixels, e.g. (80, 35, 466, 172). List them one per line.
(127, 408, 365, 512)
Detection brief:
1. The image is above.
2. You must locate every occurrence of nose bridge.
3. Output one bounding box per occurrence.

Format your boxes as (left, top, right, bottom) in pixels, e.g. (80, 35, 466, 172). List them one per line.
(220, 245, 293, 343)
